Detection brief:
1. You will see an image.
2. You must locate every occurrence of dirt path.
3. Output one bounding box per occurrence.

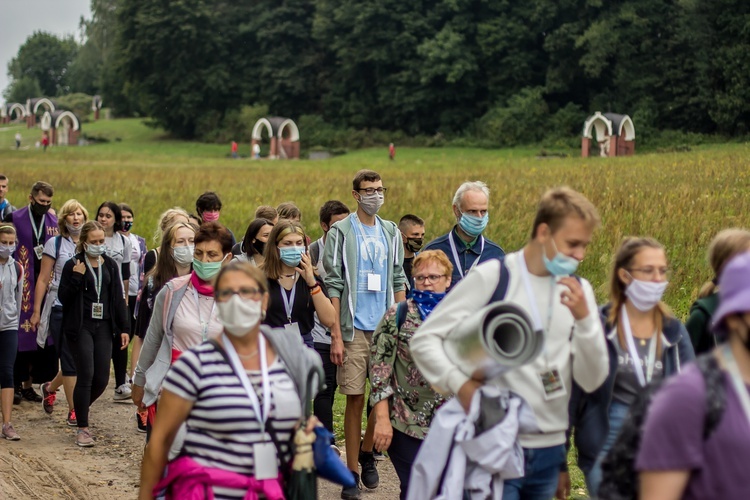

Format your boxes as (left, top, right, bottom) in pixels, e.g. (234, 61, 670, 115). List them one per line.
(1, 379, 401, 499)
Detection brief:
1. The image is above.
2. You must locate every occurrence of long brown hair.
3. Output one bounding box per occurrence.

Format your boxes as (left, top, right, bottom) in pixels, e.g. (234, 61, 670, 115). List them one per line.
(698, 229, 750, 298)
(147, 222, 198, 290)
(608, 237, 671, 353)
(261, 220, 307, 280)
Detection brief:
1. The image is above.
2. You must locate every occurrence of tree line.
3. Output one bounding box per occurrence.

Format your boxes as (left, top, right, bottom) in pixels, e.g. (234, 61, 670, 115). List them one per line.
(5, 0, 750, 146)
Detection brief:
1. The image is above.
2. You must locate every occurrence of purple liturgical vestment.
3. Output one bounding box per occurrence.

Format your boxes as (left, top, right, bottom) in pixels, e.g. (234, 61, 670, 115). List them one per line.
(13, 206, 58, 351)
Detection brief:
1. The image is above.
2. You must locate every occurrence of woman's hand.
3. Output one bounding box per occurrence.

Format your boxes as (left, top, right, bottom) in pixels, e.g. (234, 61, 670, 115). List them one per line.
(73, 259, 86, 275)
(132, 384, 145, 410)
(296, 253, 317, 287)
(120, 333, 130, 350)
(373, 418, 393, 453)
(30, 312, 41, 331)
(303, 416, 321, 434)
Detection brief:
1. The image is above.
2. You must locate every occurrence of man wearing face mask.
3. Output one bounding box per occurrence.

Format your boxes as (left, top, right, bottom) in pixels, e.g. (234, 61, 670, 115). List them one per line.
(411, 187, 609, 500)
(6, 181, 59, 404)
(423, 181, 504, 292)
(398, 214, 425, 296)
(324, 170, 407, 498)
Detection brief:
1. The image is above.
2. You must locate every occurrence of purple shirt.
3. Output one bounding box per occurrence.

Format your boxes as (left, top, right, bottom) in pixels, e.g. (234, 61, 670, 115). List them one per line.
(636, 362, 750, 499)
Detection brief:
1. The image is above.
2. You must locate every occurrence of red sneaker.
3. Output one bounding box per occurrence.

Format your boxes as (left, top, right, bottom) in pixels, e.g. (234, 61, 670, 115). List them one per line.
(42, 383, 56, 414)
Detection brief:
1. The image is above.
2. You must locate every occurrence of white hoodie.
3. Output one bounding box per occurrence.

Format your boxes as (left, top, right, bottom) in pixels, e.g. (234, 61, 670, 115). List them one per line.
(411, 250, 608, 448)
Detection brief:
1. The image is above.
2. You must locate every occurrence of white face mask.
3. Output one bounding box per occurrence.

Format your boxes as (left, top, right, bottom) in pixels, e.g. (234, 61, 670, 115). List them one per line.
(217, 294, 263, 337)
(625, 278, 668, 312)
(172, 244, 195, 267)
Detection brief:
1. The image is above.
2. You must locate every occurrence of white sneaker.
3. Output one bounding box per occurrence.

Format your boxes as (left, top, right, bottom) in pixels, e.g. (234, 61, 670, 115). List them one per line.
(113, 383, 132, 401)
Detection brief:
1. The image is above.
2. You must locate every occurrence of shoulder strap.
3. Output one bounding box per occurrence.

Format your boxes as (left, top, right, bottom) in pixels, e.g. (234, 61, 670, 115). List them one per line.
(696, 353, 727, 438)
(55, 235, 62, 260)
(13, 262, 21, 282)
(396, 301, 408, 331)
(489, 258, 510, 303)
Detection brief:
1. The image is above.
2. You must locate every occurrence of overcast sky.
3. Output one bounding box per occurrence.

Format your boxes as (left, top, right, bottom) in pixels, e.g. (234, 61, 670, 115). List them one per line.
(1, 0, 91, 100)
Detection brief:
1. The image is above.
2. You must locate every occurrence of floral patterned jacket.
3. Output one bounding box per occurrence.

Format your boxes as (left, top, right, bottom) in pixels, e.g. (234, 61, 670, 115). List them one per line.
(369, 299, 447, 439)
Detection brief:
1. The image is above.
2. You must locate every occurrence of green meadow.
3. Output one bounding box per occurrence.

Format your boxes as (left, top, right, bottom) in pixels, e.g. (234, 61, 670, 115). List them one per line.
(3, 118, 749, 498)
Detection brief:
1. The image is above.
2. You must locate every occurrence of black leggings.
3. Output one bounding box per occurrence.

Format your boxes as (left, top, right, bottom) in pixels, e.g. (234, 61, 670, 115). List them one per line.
(0, 330, 17, 388)
(112, 299, 136, 386)
(313, 342, 338, 440)
(69, 320, 113, 428)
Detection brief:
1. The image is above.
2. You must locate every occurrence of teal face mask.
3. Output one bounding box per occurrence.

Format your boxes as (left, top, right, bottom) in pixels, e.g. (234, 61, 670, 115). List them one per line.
(542, 238, 579, 276)
(279, 246, 305, 267)
(193, 258, 223, 280)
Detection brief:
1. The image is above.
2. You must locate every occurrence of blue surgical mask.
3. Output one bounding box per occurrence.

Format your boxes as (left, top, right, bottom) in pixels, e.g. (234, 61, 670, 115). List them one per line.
(542, 238, 579, 276)
(279, 246, 305, 267)
(458, 212, 488, 238)
(411, 289, 447, 320)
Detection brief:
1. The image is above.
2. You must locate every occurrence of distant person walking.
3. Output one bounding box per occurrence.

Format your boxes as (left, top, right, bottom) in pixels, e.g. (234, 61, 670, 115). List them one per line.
(389, 143, 395, 161)
(253, 142, 261, 159)
(14, 133, 21, 150)
(231, 141, 238, 159)
(41, 134, 49, 152)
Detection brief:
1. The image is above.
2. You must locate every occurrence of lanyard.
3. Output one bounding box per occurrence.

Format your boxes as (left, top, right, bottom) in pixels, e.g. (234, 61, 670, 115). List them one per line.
(192, 287, 216, 341)
(278, 275, 298, 324)
(84, 257, 103, 302)
(517, 252, 555, 333)
(448, 231, 484, 278)
(721, 343, 750, 430)
(29, 209, 46, 244)
(352, 214, 383, 266)
(222, 333, 271, 431)
(620, 305, 658, 387)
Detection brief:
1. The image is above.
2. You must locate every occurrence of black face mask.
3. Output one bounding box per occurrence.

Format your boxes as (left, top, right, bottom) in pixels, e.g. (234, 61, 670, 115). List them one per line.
(252, 240, 266, 256)
(405, 237, 424, 253)
(122, 221, 133, 232)
(31, 201, 50, 217)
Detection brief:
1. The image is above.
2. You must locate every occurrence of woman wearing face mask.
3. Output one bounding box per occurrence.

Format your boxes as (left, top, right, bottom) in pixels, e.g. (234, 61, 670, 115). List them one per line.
(139, 261, 323, 499)
(637, 251, 750, 500)
(570, 237, 695, 495)
(370, 250, 452, 499)
(57, 221, 130, 447)
(30, 199, 88, 425)
(0, 225, 24, 441)
(233, 218, 274, 266)
(261, 220, 335, 348)
(132, 222, 231, 441)
(131, 221, 197, 432)
(143, 208, 191, 277)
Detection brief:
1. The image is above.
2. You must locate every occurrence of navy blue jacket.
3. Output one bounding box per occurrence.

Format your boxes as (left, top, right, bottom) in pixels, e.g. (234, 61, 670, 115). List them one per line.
(423, 226, 504, 291)
(566, 303, 696, 473)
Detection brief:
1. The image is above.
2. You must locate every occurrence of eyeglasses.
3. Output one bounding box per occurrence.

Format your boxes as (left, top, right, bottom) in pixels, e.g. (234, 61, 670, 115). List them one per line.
(413, 274, 447, 284)
(628, 267, 671, 279)
(215, 287, 264, 302)
(357, 187, 387, 196)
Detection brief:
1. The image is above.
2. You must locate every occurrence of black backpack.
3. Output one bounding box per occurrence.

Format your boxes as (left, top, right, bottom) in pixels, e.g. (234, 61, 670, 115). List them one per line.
(598, 353, 726, 500)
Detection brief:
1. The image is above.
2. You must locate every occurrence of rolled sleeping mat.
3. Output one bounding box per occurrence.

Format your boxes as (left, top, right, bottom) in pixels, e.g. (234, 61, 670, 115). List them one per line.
(443, 301, 543, 381)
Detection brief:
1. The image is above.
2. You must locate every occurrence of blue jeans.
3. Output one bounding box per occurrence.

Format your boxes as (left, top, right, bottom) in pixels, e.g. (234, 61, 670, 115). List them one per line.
(586, 400, 630, 497)
(502, 444, 567, 500)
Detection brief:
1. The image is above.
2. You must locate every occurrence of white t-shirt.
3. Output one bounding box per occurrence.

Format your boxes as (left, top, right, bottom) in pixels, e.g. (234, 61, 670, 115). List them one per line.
(126, 233, 144, 296)
(43, 236, 77, 307)
(105, 233, 132, 288)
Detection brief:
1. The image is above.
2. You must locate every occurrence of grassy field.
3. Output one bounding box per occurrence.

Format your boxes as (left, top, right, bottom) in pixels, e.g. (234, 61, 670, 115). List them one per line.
(3, 118, 749, 498)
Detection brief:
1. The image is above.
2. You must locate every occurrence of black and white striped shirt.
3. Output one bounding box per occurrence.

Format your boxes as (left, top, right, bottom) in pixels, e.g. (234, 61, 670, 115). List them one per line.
(163, 341, 302, 499)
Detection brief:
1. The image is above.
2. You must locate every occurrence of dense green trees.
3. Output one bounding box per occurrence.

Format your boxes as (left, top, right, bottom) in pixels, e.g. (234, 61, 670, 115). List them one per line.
(6, 0, 750, 143)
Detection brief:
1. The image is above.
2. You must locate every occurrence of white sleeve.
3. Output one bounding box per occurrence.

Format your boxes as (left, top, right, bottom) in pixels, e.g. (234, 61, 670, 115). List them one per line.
(570, 279, 609, 393)
(122, 234, 132, 264)
(410, 259, 500, 395)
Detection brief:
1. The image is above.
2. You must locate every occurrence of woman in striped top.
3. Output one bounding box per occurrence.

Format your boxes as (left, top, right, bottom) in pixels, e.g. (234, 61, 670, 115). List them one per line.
(139, 261, 323, 500)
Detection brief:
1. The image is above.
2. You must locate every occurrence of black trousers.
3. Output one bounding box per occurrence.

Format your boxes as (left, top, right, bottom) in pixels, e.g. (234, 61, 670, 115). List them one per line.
(313, 342, 338, 440)
(69, 320, 113, 428)
(389, 428, 424, 500)
(112, 299, 136, 387)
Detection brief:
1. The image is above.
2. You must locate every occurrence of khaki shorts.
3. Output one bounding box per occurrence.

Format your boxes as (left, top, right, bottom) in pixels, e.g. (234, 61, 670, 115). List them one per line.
(337, 329, 373, 395)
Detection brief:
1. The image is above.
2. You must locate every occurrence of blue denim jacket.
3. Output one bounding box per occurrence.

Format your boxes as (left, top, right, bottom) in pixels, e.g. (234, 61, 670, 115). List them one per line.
(566, 303, 696, 473)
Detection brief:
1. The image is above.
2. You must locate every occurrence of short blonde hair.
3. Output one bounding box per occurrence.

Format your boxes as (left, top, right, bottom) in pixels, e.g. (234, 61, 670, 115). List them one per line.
(413, 250, 454, 277)
(531, 187, 600, 239)
(0, 224, 16, 238)
(57, 199, 89, 238)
